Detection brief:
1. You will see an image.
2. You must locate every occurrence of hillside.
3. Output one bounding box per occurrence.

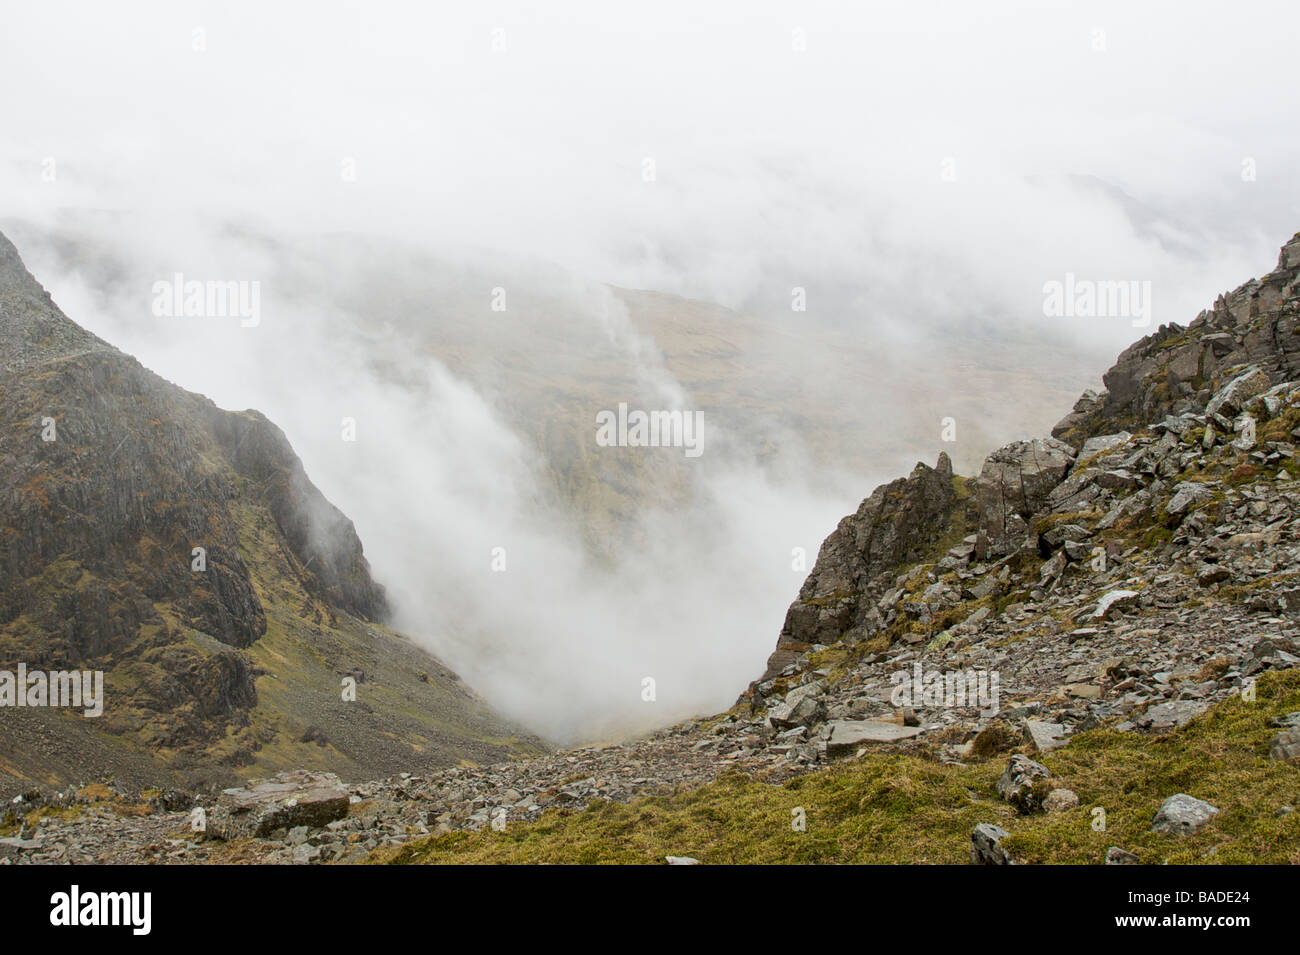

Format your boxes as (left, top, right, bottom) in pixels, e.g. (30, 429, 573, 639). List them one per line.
(5, 231, 1299, 865)
(0, 230, 544, 799)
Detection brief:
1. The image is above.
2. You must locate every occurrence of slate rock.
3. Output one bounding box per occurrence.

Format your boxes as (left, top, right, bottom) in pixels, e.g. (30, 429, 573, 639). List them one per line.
(208, 771, 351, 840)
(825, 720, 923, 755)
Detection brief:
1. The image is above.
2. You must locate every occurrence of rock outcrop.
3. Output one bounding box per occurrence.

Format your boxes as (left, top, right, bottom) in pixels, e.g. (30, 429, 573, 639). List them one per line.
(757, 452, 960, 679)
(740, 230, 1300, 800)
(1053, 232, 1300, 444)
(974, 437, 1076, 557)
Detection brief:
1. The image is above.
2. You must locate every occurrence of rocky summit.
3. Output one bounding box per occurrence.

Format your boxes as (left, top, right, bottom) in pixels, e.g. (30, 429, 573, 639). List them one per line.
(5, 232, 1300, 865)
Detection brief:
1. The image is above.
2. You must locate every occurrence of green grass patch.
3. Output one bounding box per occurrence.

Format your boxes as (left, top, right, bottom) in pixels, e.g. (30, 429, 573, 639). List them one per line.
(373, 673, 1300, 866)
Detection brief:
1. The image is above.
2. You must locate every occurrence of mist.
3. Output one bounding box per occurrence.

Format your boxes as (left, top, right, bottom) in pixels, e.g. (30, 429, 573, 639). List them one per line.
(3, 0, 1300, 742)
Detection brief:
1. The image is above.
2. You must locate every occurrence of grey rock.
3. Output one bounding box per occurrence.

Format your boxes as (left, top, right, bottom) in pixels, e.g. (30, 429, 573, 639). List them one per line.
(1150, 793, 1218, 835)
(1064, 539, 1094, 561)
(1097, 469, 1139, 490)
(1105, 846, 1139, 865)
(291, 843, 322, 865)
(970, 823, 1016, 865)
(1093, 589, 1139, 620)
(769, 691, 827, 731)
(208, 771, 351, 840)
(1043, 788, 1080, 813)
(1269, 728, 1300, 764)
(976, 438, 1076, 554)
(996, 754, 1052, 811)
(1135, 700, 1209, 731)
(825, 720, 923, 755)
(1023, 720, 1069, 753)
(1167, 482, 1214, 515)
(1206, 367, 1271, 417)
(1196, 563, 1231, 586)
(1081, 431, 1133, 457)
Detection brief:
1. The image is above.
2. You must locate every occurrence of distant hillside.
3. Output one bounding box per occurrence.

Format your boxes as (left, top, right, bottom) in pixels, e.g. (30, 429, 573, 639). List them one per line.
(8, 222, 1106, 563)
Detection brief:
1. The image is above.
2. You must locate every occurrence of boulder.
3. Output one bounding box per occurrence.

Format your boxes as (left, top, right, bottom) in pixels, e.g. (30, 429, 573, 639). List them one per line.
(1042, 788, 1080, 813)
(769, 689, 827, 731)
(1196, 563, 1231, 587)
(1051, 389, 1107, 439)
(970, 823, 1016, 865)
(207, 770, 351, 840)
(1080, 431, 1132, 458)
(825, 719, 923, 755)
(1206, 366, 1271, 417)
(995, 754, 1052, 811)
(1134, 700, 1209, 731)
(976, 438, 1076, 554)
(1097, 469, 1139, 490)
(1023, 720, 1069, 753)
(1149, 793, 1218, 836)
(1063, 539, 1094, 561)
(1166, 482, 1214, 515)
(1233, 414, 1257, 451)
(1269, 728, 1300, 764)
(1042, 522, 1091, 548)
(1093, 589, 1139, 620)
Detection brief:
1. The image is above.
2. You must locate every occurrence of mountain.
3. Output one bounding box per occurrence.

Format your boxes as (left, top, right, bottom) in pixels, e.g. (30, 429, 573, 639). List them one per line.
(379, 229, 1300, 864)
(7, 230, 1300, 866)
(8, 221, 1107, 560)
(0, 230, 543, 797)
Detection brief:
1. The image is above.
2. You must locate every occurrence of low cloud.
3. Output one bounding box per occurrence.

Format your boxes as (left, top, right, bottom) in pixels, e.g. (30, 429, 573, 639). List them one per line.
(3, 0, 1299, 740)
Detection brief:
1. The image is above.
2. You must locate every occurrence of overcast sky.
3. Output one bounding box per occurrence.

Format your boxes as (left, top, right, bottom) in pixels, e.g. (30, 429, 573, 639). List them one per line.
(3, 0, 1298, 331)
(3, 1, 1299, 740)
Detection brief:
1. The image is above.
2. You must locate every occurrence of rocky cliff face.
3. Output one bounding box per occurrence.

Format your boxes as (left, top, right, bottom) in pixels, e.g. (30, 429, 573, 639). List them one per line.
(757, 452, 962, 680)
(0, 230, 542, 792)
(1054, 233, 1300, 443)
(748, 232, 1300, 762)
(0, 227, 383, 664)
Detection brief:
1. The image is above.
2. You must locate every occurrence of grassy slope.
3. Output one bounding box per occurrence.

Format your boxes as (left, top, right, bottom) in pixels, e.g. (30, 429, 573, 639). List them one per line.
(375, 671, 1300, 865)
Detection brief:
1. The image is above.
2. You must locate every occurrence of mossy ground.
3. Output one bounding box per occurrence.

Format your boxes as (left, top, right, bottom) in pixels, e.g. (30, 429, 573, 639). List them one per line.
(373, 671, 1300, 865)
